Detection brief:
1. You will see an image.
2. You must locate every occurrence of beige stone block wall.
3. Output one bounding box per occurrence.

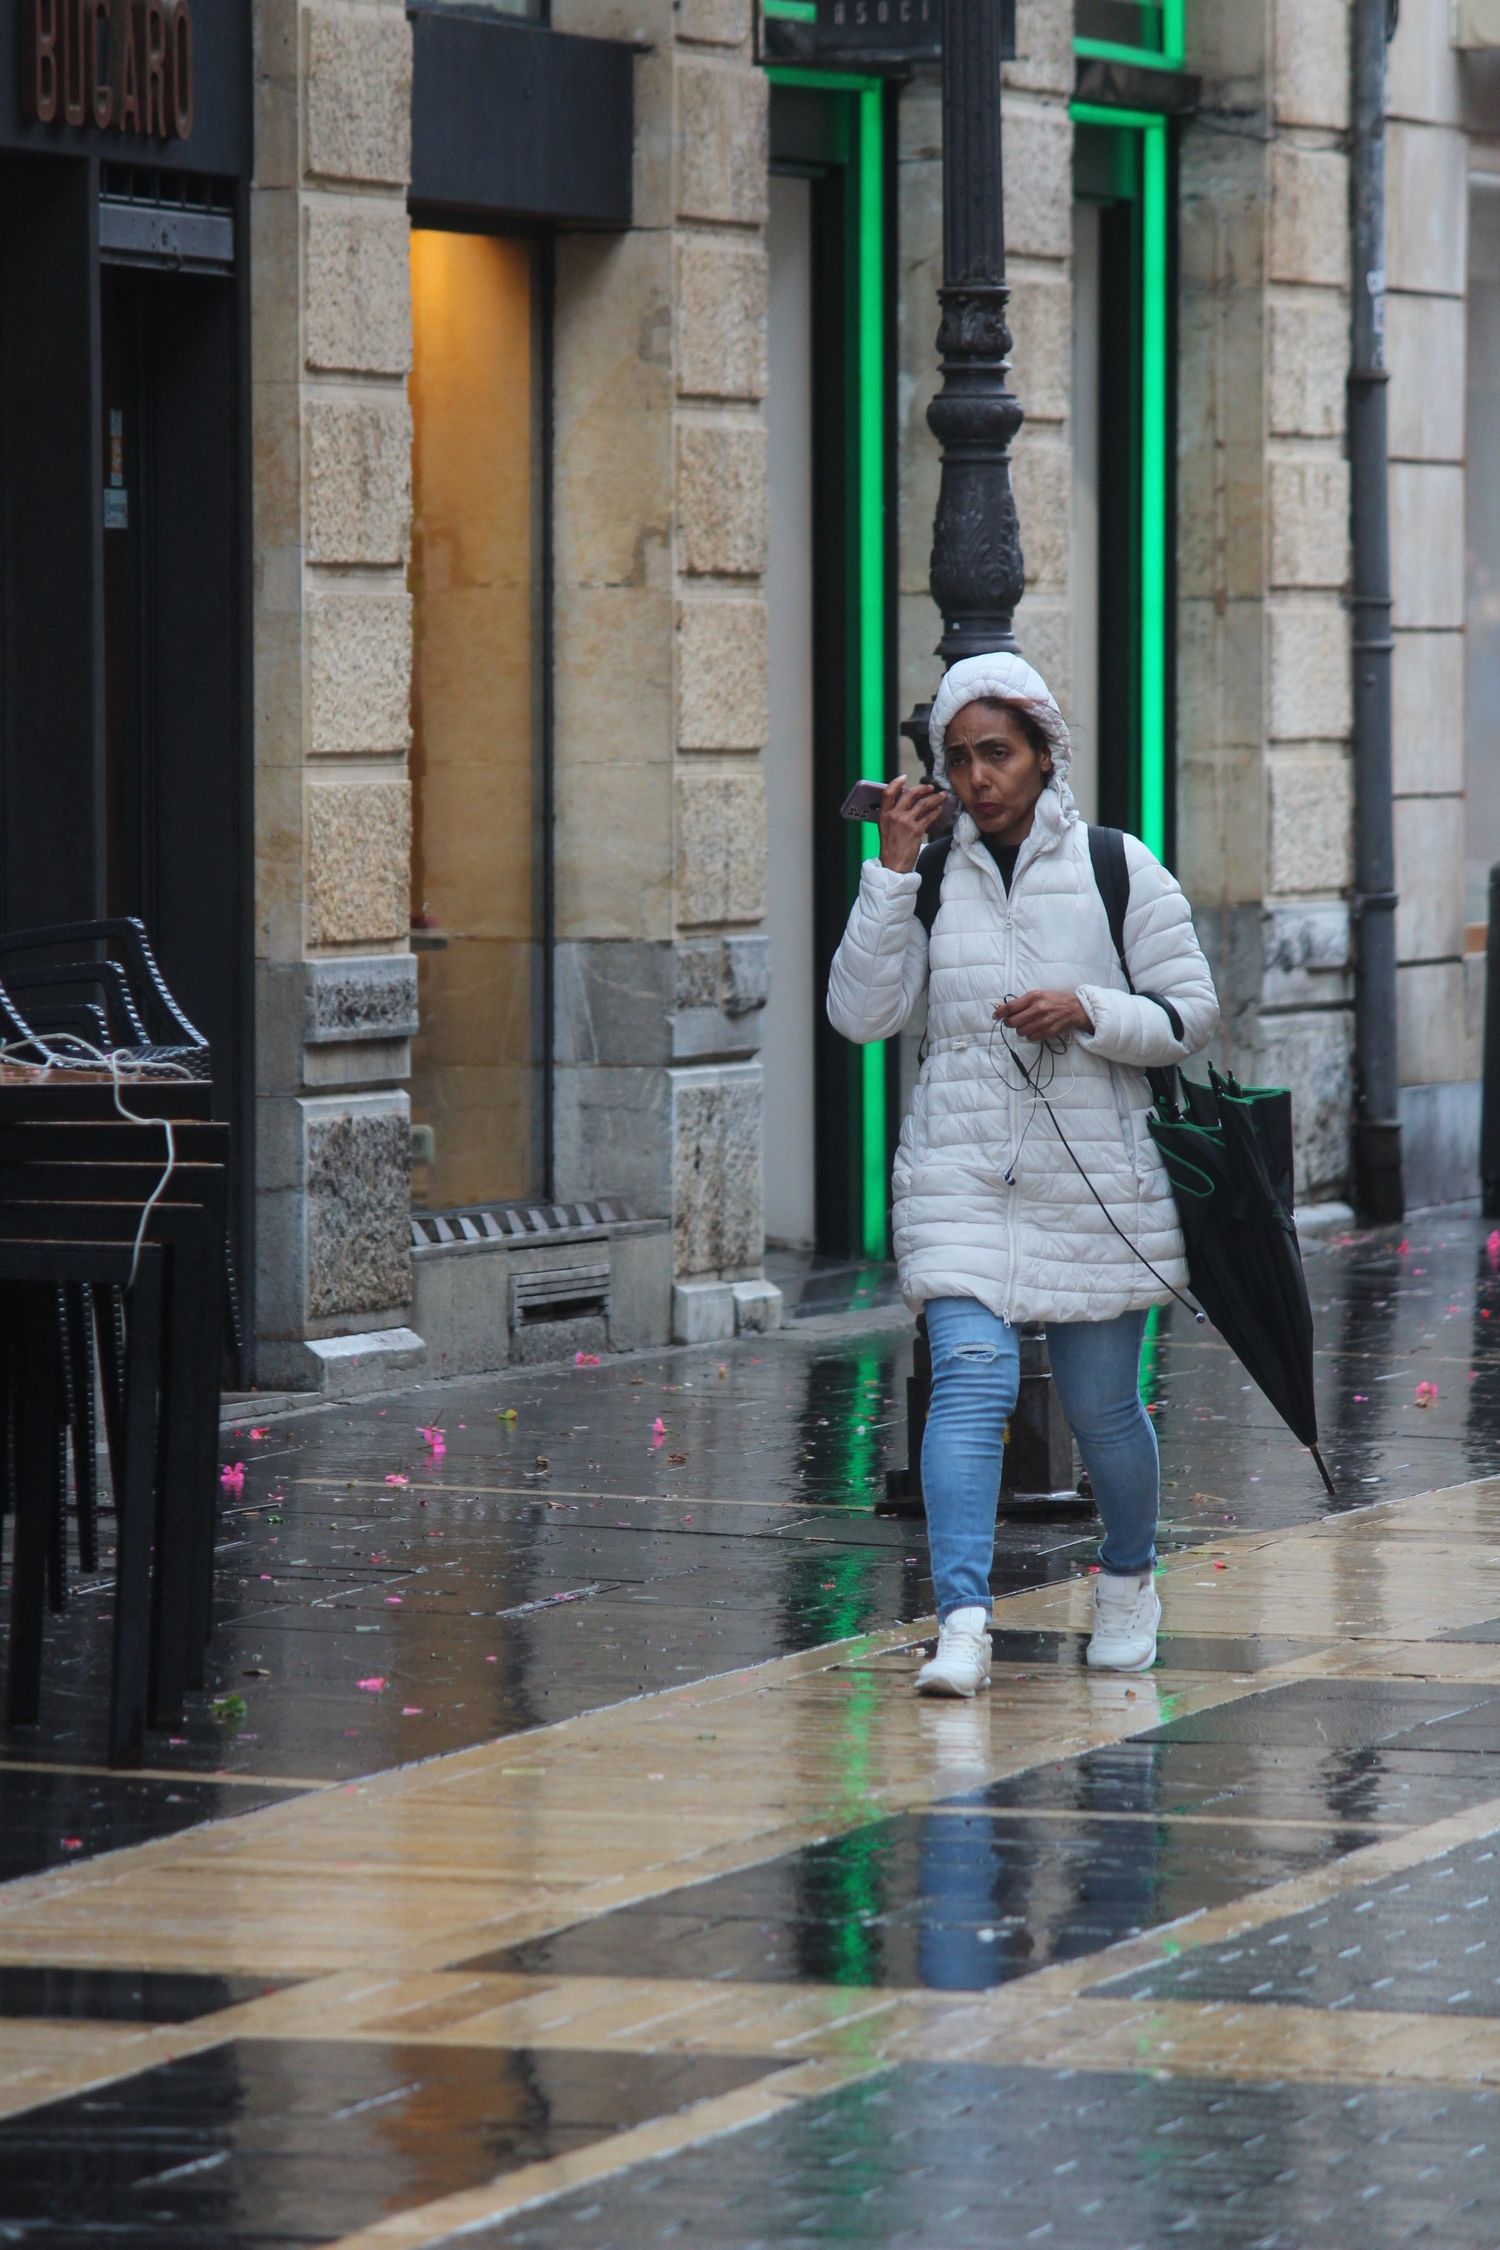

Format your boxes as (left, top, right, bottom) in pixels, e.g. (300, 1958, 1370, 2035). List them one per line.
(553, 0, 773, 1300)
(306, 779, 412, 945)
(1180, 2, 1356, 1201)
(1386, 6, 1469, 1105)
(1178, 114, 1269, 914)
(1271, 0, 1348, 131)
(667, 0, 770, 1283)
(552, 217, 676, 952)
(251, 0, 416, 1355)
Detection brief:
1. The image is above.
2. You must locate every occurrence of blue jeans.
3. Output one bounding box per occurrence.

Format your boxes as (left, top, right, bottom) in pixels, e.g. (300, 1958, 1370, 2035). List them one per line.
(921, 1297, 1159, 1620)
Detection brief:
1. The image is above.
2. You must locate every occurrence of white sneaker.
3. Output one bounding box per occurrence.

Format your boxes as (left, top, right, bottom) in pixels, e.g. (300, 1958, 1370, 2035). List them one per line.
(915, 1606, 992, 1697)
(1086, 1570, 1160, 1672)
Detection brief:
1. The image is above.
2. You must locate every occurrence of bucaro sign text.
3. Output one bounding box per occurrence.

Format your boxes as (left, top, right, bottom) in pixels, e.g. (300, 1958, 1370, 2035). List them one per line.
(760, 0, 1015, 66)
(23, 0, 194, 140)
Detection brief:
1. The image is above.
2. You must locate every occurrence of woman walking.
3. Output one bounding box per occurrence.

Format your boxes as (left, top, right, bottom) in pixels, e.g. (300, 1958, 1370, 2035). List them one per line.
(828, 653, 1219, 1693)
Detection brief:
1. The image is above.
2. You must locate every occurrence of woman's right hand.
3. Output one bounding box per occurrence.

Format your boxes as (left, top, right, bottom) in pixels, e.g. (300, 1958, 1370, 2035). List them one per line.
(877, 776, 949, 873)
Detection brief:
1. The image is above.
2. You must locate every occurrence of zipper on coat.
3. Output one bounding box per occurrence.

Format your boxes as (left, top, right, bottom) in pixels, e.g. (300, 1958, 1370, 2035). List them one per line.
(1004, 896, 1020, 1323)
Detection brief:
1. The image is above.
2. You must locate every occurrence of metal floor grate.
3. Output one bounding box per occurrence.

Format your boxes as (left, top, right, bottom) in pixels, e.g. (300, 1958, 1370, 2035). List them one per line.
(410, 1197, 638, 1250)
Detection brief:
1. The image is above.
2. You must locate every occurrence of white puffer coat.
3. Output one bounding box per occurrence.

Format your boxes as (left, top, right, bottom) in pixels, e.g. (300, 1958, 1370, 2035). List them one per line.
(827, 655, 1220, 1326)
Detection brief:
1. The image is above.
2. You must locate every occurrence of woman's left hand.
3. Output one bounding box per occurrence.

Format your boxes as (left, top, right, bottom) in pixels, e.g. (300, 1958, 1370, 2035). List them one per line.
(993, 989, 1091, 1043)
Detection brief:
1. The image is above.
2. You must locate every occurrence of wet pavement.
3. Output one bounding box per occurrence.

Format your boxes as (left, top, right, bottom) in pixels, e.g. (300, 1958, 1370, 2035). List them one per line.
(5, 1210, 1500, 1816)
(4, 1211, 1500, 2244)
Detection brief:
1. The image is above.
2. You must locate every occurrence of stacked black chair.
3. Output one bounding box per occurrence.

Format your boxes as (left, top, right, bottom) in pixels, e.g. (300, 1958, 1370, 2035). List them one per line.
(0, 921, 230, 1765)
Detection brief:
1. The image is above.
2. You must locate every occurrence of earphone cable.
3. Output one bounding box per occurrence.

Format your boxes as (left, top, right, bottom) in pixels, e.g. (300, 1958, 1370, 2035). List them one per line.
(985, 1017, 1206, 1324)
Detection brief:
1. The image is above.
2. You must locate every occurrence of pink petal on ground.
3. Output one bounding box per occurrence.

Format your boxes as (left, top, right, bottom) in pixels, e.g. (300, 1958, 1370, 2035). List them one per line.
(385, 1474, 409, 1487)
(249, 1427, 270, 1440)
(401, 1706, 423, 1716)
(356, 1677, 387, 1692)
(219, 1463, 245, 1491)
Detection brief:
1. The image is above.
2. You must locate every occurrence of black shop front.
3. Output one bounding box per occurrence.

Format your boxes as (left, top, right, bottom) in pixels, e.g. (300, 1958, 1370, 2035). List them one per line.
(0, 0, 252, 1286)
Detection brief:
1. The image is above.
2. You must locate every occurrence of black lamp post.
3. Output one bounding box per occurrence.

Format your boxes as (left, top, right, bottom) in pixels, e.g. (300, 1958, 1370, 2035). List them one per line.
(926, 0, 1024, 668)
(888, 0, 1079, 1511)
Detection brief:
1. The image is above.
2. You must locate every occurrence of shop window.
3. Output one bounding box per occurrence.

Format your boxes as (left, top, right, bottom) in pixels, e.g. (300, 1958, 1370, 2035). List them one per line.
(408, 230, 547, 1209)
(1466, 177, 1500, 942)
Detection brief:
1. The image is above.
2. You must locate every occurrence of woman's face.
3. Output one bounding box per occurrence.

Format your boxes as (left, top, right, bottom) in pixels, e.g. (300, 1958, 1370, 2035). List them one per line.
(942, 701, 1052, 843)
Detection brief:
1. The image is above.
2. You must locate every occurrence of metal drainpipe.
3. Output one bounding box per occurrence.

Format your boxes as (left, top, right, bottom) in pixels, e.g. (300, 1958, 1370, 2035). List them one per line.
(1348, 0, 1404, 1222)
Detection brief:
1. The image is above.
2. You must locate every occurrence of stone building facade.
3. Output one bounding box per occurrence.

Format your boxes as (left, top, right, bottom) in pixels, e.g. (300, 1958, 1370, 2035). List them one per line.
(896, 0, 1494, 1221)
(247, 0, 1496, 1389)
(249, 0, 781, 1388)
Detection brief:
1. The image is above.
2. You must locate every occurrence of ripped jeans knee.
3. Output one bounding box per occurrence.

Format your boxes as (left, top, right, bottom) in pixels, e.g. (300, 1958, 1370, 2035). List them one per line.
(921, 1299, 1019, 1619)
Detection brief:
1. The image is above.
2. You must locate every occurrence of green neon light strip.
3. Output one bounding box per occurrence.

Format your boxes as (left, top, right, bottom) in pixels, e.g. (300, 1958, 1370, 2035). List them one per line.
(856, 82, 888, 1260)
(764, 0, 818, 17)
(1138, 117, 1168, 860)
(1073, 36, 1175, 71)
(766, 65, 879, 94)
(765, 68, 888, 1254)
(1070, 106, 1171, 858)
(1160, 0, 1186, 67)
(1069, 100, 1168, 130)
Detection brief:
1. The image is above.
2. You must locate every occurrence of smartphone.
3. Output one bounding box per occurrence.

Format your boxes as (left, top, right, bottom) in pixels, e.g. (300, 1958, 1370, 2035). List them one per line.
(840, 778, 957, 834)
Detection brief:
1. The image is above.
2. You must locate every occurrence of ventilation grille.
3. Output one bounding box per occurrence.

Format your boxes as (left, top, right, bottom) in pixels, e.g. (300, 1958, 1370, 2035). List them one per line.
(101, 164, 235, 212)
(511, 1262, 611, 1329)
(410, 1196, 638, 1250)
(99, 165, 235, 268)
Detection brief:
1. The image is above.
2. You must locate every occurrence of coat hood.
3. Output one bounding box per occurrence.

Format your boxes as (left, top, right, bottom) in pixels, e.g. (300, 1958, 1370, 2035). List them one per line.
(927, 653, 1075, 810)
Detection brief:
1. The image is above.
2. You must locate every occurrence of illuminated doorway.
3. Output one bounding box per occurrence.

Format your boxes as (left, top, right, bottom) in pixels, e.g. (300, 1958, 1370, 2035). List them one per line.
(407, 229, 547, 1209)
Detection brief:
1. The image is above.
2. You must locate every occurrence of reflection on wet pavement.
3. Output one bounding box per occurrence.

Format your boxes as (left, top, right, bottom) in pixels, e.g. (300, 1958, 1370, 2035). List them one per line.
(2, 1217, 1500, 2245)
(0, 1966, 295, 2025)
(961, 1736, 1500, 1830)
(4, 1212, 1498, 1813)
(0, 2039, 781, 2248)
(0, 1770, 306, 1886)
(463, 1809, 1372, 1993)
(985, 1627, 1313, 1670)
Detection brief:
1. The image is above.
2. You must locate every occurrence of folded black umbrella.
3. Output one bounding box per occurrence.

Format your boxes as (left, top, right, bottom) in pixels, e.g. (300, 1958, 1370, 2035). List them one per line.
(1149, 1064, 1335, 1497)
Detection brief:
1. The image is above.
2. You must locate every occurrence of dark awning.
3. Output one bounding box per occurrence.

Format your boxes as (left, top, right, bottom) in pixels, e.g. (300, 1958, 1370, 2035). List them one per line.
(409, 7, 634, 232)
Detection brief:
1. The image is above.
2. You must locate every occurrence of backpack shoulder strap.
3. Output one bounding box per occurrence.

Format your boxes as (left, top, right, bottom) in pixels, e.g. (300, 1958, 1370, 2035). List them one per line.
(915, 834, 953, 936)
(1086, 823, 1186, 1048)
(1086, 824, 1132, 978)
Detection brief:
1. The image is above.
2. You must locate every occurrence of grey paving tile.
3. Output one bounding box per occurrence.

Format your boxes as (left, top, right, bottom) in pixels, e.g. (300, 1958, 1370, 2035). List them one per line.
(457, 2063, 1500, 2248)
(1093, 1831, 1500, 2016)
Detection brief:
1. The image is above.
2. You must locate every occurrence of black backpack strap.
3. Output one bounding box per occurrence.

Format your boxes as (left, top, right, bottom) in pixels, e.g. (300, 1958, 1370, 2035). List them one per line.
(1086, 824, 1185, 1071)
(915, 835, 952, 936)
(1087, 824, 1131, 968)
